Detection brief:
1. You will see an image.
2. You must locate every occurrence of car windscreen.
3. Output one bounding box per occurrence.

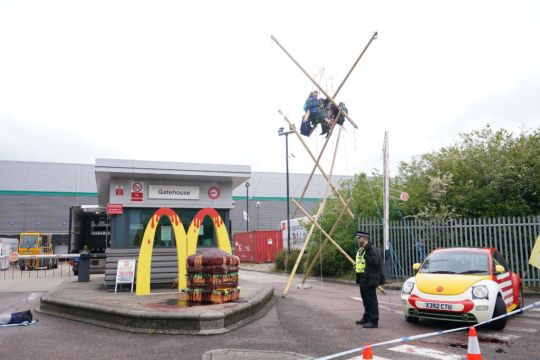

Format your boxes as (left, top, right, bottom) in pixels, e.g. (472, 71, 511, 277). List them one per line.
(20, 235, 39, 248)
(419, 251, 490, 275)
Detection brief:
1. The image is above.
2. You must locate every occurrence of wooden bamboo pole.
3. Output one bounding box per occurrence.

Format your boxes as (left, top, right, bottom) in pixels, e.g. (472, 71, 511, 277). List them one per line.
(291, 33, 377, 216)
(293, 198, 354, 264)
(301, 197, 352, 285)
(279, 111, 354, 219)
(282, 131, 341, 297)
(296, 199, 387, 295)
(271, 35, 358, 129)
(333, 31, 378, 96)
(292, 116, 341, 219)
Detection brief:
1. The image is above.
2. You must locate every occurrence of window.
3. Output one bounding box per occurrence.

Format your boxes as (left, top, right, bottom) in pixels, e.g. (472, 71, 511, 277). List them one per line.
(492, 251, 510, 273)
(110, 208, 230, 249)
(419, 251, 489, 275)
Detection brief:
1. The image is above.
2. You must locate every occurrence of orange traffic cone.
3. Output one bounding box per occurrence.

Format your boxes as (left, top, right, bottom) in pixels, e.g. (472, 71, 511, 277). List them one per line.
(362, 343, 373, 359)
(467, 326, 482, 360)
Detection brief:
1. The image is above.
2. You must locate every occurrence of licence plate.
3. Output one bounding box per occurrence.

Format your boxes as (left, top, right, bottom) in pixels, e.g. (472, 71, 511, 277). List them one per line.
(424, 302, 453, 311)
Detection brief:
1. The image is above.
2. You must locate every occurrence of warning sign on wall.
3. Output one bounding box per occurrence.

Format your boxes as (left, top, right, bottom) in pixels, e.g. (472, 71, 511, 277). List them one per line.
(131, 182, 144, 202)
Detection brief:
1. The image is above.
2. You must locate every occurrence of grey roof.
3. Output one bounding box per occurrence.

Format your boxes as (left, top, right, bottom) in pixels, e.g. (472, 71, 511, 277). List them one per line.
(0, 160, 96, 193)
(0, 160, 352, 200)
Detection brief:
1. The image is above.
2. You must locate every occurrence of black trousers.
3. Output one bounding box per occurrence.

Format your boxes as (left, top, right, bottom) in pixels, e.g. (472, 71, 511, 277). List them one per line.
(359, 285, 379, 324)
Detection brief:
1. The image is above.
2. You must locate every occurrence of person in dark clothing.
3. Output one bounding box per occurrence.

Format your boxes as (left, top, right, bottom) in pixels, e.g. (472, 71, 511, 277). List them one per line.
(354, 231, 382, 328)
(0, 310, 32, 325)
(302, 90, 327, 137)
(320, 99, 348, 137)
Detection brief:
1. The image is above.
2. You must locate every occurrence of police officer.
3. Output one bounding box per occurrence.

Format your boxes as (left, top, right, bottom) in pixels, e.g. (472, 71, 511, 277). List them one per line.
(354, 231, 382, 328)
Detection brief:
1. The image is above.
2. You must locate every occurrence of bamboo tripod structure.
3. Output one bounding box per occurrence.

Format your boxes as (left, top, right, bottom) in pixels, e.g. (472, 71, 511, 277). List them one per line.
(281, 126, 343, 296)
(273, 32, 378, 297)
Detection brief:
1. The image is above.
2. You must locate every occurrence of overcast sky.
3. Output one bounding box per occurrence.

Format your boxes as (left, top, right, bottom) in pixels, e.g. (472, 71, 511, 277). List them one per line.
(0, 0, 538, 178)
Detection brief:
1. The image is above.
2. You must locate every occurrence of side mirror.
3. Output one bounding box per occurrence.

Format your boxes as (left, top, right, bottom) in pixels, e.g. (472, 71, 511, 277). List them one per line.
(495, 264, 505, 274)
(412, 263, 421, 271)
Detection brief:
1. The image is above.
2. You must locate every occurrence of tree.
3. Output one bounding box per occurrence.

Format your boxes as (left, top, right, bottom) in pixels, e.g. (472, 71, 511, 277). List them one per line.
(398, 126, 540, 217)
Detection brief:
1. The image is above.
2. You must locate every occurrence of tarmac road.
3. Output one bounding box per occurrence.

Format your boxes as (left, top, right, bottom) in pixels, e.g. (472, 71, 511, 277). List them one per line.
(1, 270, 539, 360)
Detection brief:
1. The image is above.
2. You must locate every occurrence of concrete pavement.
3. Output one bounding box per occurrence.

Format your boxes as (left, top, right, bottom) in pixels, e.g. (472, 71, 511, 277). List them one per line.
(38, 274, 275, 335)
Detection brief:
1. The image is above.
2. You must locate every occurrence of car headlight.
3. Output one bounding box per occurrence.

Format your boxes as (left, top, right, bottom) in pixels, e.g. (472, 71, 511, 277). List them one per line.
(472, 285, 489, 299)
(402, 281, 415, 294)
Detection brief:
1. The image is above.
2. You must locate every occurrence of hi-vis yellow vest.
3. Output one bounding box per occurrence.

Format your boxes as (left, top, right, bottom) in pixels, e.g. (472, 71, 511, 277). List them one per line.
(355, 248, 366, 273)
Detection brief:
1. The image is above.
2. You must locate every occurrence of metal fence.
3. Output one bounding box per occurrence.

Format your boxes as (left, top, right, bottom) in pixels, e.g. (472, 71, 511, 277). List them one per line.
(358, 216, 540, 287)
(0, 254, 78, 280)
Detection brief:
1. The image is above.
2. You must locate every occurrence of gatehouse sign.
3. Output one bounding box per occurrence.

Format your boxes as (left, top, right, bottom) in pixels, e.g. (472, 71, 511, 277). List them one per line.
(148, 185, 200, 200)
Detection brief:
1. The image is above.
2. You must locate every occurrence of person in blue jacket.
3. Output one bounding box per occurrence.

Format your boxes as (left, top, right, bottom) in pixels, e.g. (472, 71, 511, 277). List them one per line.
(300, 90, 327, 137)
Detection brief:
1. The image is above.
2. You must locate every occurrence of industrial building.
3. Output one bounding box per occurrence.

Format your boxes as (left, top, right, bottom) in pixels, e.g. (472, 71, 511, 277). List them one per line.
(0, 159, 350, 238)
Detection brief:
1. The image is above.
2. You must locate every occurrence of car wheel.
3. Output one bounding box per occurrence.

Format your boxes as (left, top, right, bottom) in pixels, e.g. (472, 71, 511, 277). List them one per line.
(405, 314, 419, 323)
(489, 295, 508, 330)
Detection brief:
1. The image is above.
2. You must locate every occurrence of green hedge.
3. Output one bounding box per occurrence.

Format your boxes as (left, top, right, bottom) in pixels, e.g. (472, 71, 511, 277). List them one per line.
(274, 249, 305, 273)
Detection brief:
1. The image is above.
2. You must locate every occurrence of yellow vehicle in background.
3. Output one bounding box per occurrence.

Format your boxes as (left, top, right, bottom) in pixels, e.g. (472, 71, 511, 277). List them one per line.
(18, 232, 58, 270)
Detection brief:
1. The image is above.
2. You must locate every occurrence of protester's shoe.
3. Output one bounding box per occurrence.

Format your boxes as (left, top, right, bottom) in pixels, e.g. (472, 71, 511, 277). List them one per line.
(362, 322, 378, 329)
(355, 319, 369, 325)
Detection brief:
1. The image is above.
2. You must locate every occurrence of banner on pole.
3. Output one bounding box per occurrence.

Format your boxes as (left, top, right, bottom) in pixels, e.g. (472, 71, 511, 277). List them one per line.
(529, 236, 540, 270)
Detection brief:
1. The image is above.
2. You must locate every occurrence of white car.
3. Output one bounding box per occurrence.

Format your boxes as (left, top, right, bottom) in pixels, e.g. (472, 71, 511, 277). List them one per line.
(401, 247, 523, 330)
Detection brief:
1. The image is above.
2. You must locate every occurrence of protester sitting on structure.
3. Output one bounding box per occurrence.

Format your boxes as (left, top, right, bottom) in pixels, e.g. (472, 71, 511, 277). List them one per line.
(301, 90, 327, 137)
(324, 99, 348, 126)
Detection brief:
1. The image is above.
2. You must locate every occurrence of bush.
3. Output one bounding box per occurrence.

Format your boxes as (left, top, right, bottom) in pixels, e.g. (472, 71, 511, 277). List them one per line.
(274, 249, 305, 273)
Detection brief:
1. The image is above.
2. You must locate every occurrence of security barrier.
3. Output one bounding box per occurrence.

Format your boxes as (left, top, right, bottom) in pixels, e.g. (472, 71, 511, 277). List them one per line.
(316, 300, 540, 360)
(0, 254, 78, 280)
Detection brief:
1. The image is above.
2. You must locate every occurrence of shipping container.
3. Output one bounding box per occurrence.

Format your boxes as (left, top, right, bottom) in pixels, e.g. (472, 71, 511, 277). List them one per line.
(233, 230, 283, 263)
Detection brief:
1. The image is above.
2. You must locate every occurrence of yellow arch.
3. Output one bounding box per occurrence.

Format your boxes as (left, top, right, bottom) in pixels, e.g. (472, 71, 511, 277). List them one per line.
(136, 208, 187, 296)
(187, 208, 231, 256)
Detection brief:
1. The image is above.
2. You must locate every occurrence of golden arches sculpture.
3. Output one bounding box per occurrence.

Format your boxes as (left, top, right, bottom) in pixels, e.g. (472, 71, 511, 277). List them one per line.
(135, 207, 231, 296)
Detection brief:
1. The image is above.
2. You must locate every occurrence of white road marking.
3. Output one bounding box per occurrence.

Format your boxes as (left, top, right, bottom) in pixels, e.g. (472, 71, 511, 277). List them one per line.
(389, 345, 464, 360)
(480, 332, 521, 341)
(505, 326, 538, 333)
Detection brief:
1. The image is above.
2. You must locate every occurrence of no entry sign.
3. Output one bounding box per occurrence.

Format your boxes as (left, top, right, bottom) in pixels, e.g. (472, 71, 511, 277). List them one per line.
(208, 187, 221, 200)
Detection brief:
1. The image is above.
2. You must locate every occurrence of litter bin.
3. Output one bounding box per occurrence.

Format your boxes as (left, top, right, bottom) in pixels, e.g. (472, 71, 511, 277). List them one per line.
(78, 250, 91, 282)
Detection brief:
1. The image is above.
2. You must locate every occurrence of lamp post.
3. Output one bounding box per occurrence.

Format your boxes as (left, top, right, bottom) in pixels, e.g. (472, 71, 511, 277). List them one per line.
(245, 181, 250, 232)
(278, 127, 294, 253)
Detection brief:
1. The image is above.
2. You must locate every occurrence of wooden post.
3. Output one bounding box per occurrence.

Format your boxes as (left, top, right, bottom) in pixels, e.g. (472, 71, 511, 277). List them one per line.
(292, 119, 341, 219)
(271, 35, 358, 129)
(333, 32, 378, 96)
(293, 198, 355, 264)
(291, 33, 377, 216)
(280, 111, 354, 219)
(301, 197, 352, 285)
(282, 130, 341, 297)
